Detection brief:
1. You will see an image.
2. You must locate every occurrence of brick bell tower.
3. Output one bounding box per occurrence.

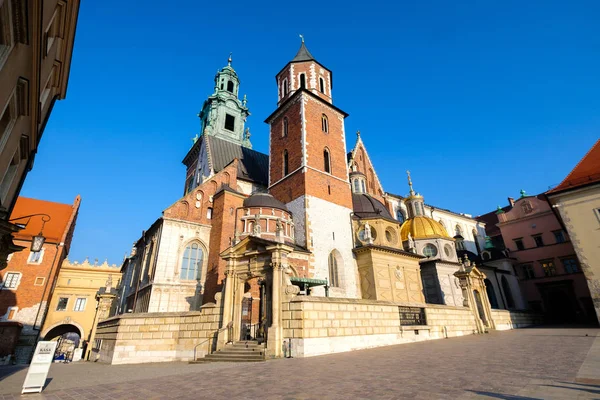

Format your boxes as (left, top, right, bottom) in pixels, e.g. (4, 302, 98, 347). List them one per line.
(265, 39, 357, 298)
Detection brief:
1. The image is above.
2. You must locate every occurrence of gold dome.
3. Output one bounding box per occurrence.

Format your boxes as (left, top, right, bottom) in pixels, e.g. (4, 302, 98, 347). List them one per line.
(400, 216, 451, 241)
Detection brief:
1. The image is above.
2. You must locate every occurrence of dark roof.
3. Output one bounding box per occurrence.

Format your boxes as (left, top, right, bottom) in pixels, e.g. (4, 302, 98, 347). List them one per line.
(206, 136, 269, 185)
(292, 42, 315, 62)
(547, 139, 600, 194)
(475, 206, 511, 237)
(352, 193, 393, 219)
(243, 192, 288, 211)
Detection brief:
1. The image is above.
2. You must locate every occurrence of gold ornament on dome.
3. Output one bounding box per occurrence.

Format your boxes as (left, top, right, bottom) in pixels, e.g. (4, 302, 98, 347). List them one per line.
(400, 216, 450, 241)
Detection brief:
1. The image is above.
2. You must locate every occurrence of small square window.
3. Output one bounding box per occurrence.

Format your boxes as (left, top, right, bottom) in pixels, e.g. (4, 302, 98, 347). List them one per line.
(514, 239, 525, 251)
(520, 264, 535, 280)
(56, 297, 68, 311)
(34, 277, 45, 286)
(562, 258, 579, 274)
(224, 114, 235, 131)
(74, 298, 86, 312)
(541, 260, 556, 277)
(533, 235, 544, 247)
(553, 230, 566, 243)
(206, 207, 213, 219)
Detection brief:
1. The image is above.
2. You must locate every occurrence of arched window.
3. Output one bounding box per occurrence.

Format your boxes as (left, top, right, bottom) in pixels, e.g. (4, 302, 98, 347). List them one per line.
(226, 80, 234, 93)
(396, 209, 405, 224)
(319, 77, 325, 93)
(283, 79, 288, 96)
(328, 251, 339, 287)
(180, 242, 204, 280)
(300, 73, 306, 89)
(501, 276, 515, 309)
(323, 148, 331, 173)
(321, 114, 328, 133)
(455, 224, 463, 237)
(283, 150, 289, 176)
(282, 117, 288, 137)
(484, 279, 499, 309)
(353, 179, 360, 193)
(361, 180, 366, 193)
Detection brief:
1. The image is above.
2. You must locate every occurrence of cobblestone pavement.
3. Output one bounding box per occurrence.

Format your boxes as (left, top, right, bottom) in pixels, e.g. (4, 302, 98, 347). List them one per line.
(0, 327, 599, 399)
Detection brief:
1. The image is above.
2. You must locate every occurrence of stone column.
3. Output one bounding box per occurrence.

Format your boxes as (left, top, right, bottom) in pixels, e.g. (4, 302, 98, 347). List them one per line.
(267, 251, 284, 358)
(86, 291, 116, 360)
(218, 256, 237, 349)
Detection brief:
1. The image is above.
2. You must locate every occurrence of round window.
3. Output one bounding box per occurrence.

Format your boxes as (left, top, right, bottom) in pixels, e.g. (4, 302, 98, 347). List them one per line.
(423, 244, 438, 258)
(444, 244, 453, 257)
(385, 228, 397, 245)
(358, 226, 377, 242)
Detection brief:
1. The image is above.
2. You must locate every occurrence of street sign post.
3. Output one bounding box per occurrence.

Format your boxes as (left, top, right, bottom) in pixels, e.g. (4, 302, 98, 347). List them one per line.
(22, 341, 57, 394)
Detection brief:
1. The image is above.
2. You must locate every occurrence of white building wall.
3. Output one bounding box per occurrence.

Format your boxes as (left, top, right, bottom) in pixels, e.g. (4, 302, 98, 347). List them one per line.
(286, 195, 358, 299)
(148, 218, 211, 313)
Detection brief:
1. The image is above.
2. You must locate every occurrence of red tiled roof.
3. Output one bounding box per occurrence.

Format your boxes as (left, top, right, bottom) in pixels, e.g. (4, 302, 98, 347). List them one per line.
(9, 196, 80, 242)
(548, 139, 600, 194)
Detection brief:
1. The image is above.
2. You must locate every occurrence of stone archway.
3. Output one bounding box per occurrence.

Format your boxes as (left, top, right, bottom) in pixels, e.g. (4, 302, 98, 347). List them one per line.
(42, 322, 84, 342)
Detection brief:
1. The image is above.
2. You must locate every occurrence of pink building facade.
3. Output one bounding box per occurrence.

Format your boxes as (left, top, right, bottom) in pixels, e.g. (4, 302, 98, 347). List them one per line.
(496, 194, 595, 323)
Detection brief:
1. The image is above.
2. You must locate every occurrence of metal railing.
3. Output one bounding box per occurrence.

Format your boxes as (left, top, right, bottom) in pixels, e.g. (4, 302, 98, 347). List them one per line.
(193, 323, 232, 361)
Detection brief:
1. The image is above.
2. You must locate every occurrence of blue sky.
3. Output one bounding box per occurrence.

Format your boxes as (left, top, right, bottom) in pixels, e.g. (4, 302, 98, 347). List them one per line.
(21, 0, 600, 264)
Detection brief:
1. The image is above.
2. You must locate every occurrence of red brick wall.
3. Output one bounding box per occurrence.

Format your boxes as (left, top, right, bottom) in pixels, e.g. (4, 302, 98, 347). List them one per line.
(164, 160, 238, 225)
(203, 189, 244, 305)
(276, 61, 332, 105)
(269, 93, 352, 210)
(0, 242, 65, 318)
(349, 141, 386, 204)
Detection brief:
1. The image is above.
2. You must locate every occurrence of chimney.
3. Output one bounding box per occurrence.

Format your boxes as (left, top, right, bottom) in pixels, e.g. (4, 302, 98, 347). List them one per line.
(507, 197, 515, 207)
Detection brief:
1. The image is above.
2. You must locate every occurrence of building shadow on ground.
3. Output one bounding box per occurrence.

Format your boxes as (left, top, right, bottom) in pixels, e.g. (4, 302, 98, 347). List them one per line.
(0, 365, 27, 382)
(465, 391, 539, 399)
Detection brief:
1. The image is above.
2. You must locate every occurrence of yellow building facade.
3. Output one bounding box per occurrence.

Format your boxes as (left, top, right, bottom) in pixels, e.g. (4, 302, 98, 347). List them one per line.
(40, 259, 121, 354)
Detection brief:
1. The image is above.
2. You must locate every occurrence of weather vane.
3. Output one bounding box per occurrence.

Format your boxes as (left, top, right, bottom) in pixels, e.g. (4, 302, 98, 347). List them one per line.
(299, 34, 304, 43)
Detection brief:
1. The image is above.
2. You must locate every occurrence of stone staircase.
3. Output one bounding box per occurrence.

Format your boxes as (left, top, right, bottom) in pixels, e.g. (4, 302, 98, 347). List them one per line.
(192, 340, 266, 363)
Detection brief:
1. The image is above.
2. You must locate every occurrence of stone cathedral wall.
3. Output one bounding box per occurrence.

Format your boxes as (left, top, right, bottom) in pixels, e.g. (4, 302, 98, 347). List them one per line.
(93, 301, 221, 365)
(282, 296, 541, 358)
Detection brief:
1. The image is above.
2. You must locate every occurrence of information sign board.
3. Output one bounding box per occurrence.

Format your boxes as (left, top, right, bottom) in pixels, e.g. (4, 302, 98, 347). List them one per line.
(22, 341, 57, 394)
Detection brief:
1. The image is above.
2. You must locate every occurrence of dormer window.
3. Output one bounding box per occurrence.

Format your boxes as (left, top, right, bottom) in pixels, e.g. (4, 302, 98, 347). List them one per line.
(300, 73, 306, 89)
(226, 80, 234, 93)
(319, 77, 325, 93)
(321, 114, 328, 133)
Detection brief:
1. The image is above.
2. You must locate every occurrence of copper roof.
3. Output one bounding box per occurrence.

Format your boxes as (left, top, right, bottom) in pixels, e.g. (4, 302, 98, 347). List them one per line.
(10, 196, 80, 242)
(548, 139, 600, 194)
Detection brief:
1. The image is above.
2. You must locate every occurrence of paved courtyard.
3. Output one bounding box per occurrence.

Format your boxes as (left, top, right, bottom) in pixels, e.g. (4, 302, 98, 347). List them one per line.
(0, 327, 599, 399)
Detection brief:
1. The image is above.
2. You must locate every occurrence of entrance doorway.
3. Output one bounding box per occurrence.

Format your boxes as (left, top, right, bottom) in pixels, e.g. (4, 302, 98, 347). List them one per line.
(537, 280, 580, 323)
(239, 278, 268, 343)
(42, 324, 83, 362)
(474, 290, 488, 327)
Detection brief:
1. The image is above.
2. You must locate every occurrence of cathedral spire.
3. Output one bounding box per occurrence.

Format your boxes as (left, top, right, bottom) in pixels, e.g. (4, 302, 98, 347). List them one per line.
(291, 39, 315, 62)
(407, 170, 416, 197)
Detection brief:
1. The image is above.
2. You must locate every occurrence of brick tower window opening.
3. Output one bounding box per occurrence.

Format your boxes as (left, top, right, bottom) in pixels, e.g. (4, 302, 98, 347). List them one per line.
(324, 147, 331, 173)
(283, 78, 288, 96)
(319, 77, 325, 93)
(283, 149, 289, 176)
(300, 73, 306, 89)
(283, 117, 288, 137)
(224, 114, 235, 131)
(321, 114, 328, 133)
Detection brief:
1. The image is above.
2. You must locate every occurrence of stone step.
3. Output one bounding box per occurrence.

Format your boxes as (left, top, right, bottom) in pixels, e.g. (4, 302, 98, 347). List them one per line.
(202, 354, 264, 362)
(219, 348, 264, 355)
